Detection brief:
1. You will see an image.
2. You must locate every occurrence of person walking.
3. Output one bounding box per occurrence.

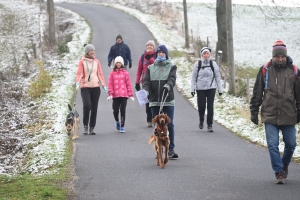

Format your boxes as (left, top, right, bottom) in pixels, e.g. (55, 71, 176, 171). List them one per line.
(107, 34, 132, 70)
(143, 44, 178, 159)
(107, 56, 134, 133)
(76, 44, 107, 135)
(250, 40, 300, 184)
(190, 47, 223, 132)
(135, 40, 156, 127)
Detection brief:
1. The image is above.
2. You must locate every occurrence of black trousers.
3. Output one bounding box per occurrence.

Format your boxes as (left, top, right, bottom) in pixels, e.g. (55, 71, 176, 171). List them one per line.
(196, 89, 216, 125)
(81, 87, 100, 128)
(112, 97, 128, 127)
(146, 102, 152, 122)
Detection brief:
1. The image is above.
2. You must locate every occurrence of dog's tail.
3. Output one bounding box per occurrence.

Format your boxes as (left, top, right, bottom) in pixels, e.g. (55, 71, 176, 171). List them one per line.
(149, 134, 155, 144)
(68, 104, 72, 111)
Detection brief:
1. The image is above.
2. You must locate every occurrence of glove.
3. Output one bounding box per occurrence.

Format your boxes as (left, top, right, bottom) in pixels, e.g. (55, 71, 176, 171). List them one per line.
(297, 114, 300, 123)
(108, 63, 111, 67)
(107, 96, 112, 101)
(135, 84, 141, 91)
(145, 54, 152, 60)
(103, 86, 108, 93)
(129, 63, 132, 69)
(219, 93, 222, 96)
(251, 114, 258, 125)
(129, 97, 135, 101)
(76, 82, 80, 90)
(191, 92, 195, 97)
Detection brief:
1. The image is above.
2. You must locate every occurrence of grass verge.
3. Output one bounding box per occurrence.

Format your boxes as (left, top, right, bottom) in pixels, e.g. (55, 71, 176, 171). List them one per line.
(0, 140, 75, 200)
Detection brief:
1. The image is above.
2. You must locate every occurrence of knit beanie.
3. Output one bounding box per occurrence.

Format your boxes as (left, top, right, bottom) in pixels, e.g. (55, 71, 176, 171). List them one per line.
(116, 34, 122, 40)
(146, 40, 155, 48)
(156, 45, 169, 59)
(200, 47, 211, 55)
(272, 40, 287, 57)
(114, 56, 124, 66)
(84, 44, 95, 55)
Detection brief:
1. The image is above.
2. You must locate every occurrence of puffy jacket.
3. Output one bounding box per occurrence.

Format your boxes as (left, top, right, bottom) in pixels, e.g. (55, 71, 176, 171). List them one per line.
(143, 59, 176, 107)
(135, 51, 156, 84)
(108, 41, 132, 66)
(190, 59, 223, 93)
(108, 68, 133, 98)
(250, 57, 300, 125)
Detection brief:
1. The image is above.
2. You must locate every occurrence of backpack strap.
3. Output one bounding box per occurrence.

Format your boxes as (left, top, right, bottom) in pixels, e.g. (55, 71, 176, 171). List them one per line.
(209, 60, 215, 87)
(141, 53, 144, 64)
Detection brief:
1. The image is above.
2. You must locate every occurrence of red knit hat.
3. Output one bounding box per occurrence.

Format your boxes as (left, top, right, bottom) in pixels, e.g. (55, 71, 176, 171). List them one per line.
(272, 40, 287, 57)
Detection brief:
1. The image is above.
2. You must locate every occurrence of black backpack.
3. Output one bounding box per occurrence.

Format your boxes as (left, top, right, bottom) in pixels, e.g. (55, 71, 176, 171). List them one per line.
(196, 60, 215, 87)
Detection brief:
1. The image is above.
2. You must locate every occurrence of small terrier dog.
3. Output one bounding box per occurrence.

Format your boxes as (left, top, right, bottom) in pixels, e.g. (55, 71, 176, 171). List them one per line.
(65, 103, 80, 140)
(149, 113, 171, 169)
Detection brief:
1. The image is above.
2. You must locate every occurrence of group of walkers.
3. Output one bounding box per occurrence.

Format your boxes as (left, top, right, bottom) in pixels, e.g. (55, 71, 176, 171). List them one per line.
(75, 35, 300, 183)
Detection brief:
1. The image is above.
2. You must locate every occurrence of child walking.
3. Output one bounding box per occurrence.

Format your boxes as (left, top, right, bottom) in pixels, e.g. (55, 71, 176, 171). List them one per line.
(107, 56, 134, 133)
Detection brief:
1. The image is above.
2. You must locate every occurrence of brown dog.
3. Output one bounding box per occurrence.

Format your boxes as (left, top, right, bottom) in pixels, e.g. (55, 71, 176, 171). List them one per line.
(65, 104, 80, 140)
(149, 113, 171, 169)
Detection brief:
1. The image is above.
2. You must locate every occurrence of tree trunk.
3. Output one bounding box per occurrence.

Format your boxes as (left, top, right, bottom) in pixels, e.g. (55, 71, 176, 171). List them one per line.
(47, 0, 56, 48)
(216, 0, 227, 64)
(183, 0, 189, 48)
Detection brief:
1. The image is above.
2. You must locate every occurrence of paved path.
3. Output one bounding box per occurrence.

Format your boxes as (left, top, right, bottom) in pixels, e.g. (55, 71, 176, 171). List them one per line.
(57, 3, 300, 200)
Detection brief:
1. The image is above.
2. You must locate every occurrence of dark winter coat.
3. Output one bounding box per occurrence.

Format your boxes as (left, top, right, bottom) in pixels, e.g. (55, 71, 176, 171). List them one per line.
(108, 41, 132, 66)
(143, 59, 176, 107)
(250, 56, 300, 125)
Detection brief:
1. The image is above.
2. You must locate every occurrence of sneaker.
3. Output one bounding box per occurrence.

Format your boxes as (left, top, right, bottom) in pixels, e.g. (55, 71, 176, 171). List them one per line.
(208, 125, 213, 132)
(275, 172, 286, 184)
(116, 121, 120, 130)
(283, 164, 289, 178)
(83, 125, 88, 135)
(89, 127, 96, 135)
(199, 121, 203, 129)
(168, 149, 178, 159)
(120, 127, 125, 133)
(147, 122, 153, 128)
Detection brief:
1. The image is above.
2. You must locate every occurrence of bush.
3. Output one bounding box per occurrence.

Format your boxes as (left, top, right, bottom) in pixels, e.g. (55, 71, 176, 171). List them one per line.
(28, 61, 52, 99)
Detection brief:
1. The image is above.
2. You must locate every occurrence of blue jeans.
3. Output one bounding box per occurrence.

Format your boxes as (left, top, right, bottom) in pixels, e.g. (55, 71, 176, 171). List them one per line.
(151, 106, 175, 150)
(265, 123, 296, 174)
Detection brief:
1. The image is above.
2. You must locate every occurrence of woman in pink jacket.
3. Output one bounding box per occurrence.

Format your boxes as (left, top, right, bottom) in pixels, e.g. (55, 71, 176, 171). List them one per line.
(135, 40, 156, 127)
(107, 56, 134, 133)
(76, 44, 107, 135)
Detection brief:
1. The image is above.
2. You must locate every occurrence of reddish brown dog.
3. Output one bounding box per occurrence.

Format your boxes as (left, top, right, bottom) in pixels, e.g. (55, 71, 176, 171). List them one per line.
(149, 113, 171, 169)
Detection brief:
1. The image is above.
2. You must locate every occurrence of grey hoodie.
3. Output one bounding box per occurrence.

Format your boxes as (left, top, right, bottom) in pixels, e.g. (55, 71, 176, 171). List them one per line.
(190, 58, 223, 93)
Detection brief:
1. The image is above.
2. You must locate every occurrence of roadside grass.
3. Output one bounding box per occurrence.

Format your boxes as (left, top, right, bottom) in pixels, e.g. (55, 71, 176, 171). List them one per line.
(0, 140, 75, 200)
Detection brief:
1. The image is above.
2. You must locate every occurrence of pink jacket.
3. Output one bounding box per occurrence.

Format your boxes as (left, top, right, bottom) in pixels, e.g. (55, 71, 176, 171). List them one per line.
(108, 68, 133, 98)
(76, 56, 106, 88)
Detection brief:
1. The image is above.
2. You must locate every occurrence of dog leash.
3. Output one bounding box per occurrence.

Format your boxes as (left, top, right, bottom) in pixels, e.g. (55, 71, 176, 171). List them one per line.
(159, 90, 169, 114)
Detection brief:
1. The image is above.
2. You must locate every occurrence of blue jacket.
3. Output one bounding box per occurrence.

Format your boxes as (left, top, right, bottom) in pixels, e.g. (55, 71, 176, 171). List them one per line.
(108, 41, 132, 66)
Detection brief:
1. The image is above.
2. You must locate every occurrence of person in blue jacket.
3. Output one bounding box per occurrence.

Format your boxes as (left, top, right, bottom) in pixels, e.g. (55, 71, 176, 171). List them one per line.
(108, 34, 132, 70)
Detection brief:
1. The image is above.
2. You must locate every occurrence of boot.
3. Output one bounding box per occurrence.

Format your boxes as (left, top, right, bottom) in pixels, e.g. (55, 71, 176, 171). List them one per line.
(208, 124, 213, 132)
(199, 121, 203, 129)
(83, 125, 88, 135)
(89, 127, 96, 135)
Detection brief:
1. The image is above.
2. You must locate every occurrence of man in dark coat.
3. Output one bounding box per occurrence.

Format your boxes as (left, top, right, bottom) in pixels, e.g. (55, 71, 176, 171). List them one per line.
(108, 34, 132, 70)
(250, 40, 300, 184)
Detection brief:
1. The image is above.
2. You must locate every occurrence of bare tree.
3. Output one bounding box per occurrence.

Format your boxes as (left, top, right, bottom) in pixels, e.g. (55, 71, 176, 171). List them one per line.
(47, 0, 56, 48)
(216, 0, 227, 64)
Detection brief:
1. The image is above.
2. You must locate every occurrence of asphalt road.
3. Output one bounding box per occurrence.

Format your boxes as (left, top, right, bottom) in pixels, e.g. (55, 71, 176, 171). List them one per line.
(57, 3, 300, 200)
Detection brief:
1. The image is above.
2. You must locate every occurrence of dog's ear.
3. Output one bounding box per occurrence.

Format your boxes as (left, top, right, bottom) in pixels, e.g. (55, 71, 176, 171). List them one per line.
(152, 115, 158, 123)
(68, 104, 72, 111)
(165, 114, 171, 124)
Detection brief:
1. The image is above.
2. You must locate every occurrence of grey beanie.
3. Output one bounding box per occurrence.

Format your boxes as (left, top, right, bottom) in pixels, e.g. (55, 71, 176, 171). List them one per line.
(146, 40, 155, 48)
(84, 44, 95, 55)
